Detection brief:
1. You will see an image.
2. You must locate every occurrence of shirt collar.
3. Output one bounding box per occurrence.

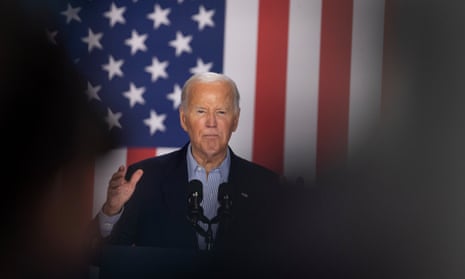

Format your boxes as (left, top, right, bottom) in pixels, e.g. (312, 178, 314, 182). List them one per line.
(186, 142, 230, 183)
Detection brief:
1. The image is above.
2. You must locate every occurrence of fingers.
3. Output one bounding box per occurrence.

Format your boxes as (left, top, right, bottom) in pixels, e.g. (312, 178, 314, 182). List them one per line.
(108, 166, 143, 189)
(109, 165, 126, 189)
(110, 165, 126, 180)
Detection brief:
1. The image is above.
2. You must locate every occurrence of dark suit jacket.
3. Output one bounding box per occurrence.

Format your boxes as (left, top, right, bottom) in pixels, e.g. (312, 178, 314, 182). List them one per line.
(104, 142, 280, 254)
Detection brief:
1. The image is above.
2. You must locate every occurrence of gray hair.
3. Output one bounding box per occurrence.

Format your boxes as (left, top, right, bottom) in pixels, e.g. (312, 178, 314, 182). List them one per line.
(180, 72, 240, 113)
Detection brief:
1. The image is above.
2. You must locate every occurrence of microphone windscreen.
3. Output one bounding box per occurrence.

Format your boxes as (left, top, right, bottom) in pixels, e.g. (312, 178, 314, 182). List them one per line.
(187, 179, 203, 201)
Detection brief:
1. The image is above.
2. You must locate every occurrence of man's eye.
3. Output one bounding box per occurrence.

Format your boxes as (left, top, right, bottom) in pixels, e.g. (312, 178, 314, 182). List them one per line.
(196, 110, 205, 114)
(217, 111, 226, 115)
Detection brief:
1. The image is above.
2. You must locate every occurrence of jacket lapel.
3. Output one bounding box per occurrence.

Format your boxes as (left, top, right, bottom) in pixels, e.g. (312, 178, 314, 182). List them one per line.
(160, 143, 198, 249)
(228, 148, 252, 214)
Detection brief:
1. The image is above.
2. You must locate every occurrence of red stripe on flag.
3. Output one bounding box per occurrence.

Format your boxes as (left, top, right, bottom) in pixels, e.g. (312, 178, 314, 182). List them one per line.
(316, 0, 354, 176)
(127, 148, 157, 166)
(253, 0, 290, 174)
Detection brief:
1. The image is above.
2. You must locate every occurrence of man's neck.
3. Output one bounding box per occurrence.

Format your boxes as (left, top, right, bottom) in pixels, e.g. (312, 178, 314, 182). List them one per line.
(191, 149, 227, 174)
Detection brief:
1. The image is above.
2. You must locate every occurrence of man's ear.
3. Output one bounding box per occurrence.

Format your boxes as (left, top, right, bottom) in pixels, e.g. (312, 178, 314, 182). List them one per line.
(232, 109, 240, 132)
(179, 107, 188, 132)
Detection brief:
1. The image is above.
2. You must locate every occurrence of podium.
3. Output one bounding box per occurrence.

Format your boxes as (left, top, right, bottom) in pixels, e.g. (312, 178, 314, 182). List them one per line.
(97, 245, 208, 279)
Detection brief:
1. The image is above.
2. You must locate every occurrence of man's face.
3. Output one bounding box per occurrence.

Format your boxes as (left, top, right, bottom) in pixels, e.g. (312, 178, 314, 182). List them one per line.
(180, 80, 239, 161)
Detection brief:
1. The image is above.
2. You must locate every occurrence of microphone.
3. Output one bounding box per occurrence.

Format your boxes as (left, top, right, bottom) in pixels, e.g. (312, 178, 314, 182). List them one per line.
(187, 179, 208, 224)
(186, 179, 213, 250)
(212, 182, 233, 239)
(211, 183, 233, 249)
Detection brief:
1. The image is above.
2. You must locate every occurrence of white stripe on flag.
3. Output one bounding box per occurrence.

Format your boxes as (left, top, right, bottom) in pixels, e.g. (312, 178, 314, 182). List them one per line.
(156, 147, 181, 156)
(284, 0, 322, 183)
(224, 0, 259, 161)
(348, 0, 385, 160)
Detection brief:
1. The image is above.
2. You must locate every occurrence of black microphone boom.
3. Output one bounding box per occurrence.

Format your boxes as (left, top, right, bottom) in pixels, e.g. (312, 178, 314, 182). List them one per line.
(218, 182, 232, 211)
(186, 179, 214, 250)
(186, 179, 208, 224)
(212, 182, 233, 242)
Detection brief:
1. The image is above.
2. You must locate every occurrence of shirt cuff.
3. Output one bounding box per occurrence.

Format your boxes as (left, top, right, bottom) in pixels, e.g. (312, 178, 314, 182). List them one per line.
(98, 207, 124, 238)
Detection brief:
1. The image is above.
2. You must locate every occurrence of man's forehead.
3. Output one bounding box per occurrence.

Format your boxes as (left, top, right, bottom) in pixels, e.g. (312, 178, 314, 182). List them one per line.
(189, 83, 233, 98)
(191, 80, 230, 91)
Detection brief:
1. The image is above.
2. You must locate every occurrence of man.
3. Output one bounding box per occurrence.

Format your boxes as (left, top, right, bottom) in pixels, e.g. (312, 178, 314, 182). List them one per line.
(94, 72, 281, 263)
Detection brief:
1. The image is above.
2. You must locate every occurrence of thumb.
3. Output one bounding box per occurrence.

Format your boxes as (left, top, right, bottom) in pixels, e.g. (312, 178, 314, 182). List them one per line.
(129, 169, 144, 185)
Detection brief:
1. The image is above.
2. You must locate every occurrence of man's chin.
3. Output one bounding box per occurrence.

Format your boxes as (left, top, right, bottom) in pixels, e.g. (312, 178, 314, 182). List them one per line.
(200, 143, 226, 157)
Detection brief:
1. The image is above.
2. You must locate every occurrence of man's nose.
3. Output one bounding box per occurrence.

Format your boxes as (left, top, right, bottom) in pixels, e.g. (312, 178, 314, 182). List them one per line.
(205, 112, 217, 127)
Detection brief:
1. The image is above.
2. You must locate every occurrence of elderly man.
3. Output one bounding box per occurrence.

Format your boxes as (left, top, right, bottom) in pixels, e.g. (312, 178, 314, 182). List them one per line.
(96, 72, 280, 255)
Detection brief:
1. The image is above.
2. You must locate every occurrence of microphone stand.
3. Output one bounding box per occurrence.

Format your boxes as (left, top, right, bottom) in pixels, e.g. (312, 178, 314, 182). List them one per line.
(187, 191, 214, 251)
(188, 215, 214, 251)
(211, 194, 232, 245)
(205, 222, 213, 251)
(187, 182, 233, 252)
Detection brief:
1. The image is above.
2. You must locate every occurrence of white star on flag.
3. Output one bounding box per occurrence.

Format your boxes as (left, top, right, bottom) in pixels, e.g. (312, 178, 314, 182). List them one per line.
(105, 108, 123, 130)
(192, 5, 215, 31)
(125, 30, 148, 55)
(166, 84, 182, 109)
(102, 55, 124, 80)
(169, 31, 192, 57)
(82, 28, 103, 52)
(86, 82, 101, 101)
(147, 4, 171, 29)
(61, 3, 81, 24)
(123, 82, 146, 108)
(144, 110, 166, 135)
(145, 56, 169, 82)
(104, 2, 126, 27)
(47, 30, 58, 44)
(190, 58, 213, 74)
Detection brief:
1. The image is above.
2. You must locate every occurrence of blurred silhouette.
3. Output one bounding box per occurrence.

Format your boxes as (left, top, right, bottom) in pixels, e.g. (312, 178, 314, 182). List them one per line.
(0, 2, 115, 278)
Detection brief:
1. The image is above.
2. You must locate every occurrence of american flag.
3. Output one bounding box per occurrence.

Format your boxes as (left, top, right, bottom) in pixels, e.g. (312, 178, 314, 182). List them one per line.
(48, 0, 386, 217)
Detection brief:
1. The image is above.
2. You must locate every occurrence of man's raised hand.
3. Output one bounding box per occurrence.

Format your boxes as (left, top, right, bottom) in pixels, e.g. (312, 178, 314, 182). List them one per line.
(102, 165, 143, 216)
